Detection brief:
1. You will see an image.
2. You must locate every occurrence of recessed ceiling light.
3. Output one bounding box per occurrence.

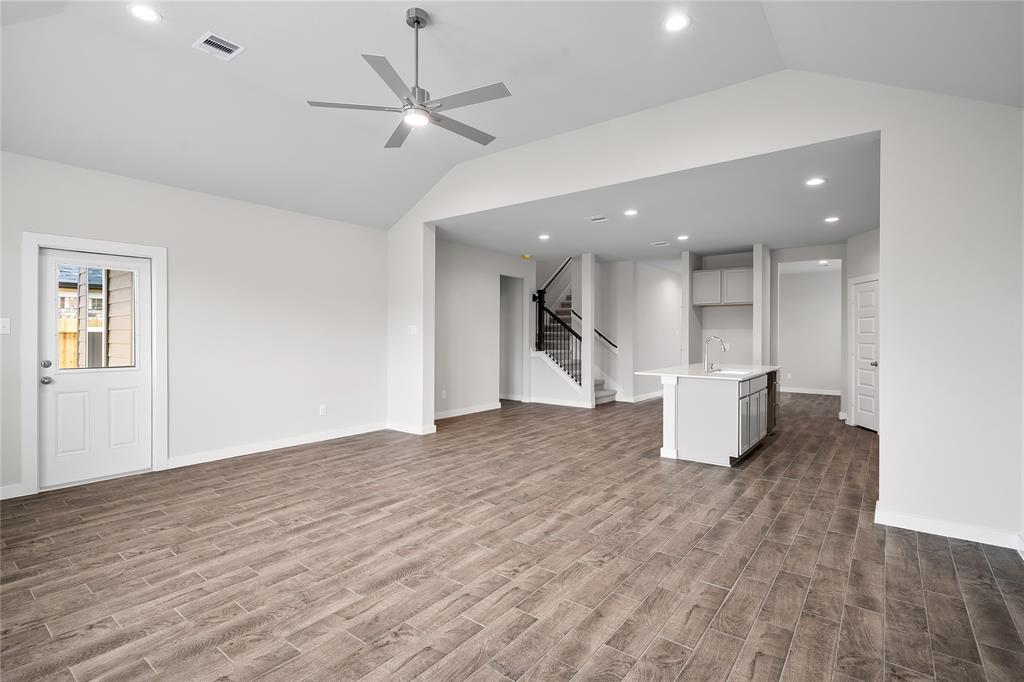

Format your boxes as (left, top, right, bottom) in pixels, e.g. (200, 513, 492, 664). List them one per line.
(128, 5, 162, 22)
(677, 235, 689, 241)
(818, 260, 829, 265)
(664, 14, 691, 32)
(538, 234, 550, 240)
(824, 216, 840, 223)
(623, 209, 638, 217)
(805, 177, 826, 187)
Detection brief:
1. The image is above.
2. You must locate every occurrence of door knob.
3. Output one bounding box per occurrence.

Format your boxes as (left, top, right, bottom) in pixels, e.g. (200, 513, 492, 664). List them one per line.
(40, 360, 52, 368)
(40, 376, 53, 385)
(869, 361, 878, 367)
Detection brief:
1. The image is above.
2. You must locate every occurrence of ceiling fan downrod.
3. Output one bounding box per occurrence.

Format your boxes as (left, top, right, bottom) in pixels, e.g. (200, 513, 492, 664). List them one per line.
(406, 7, 429, 102)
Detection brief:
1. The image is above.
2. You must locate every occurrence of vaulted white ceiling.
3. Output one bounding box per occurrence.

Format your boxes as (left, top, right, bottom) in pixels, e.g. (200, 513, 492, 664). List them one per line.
(3, 2, 1020, 228)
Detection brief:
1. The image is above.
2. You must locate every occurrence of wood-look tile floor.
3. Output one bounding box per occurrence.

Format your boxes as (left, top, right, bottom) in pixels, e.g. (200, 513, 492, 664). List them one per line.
(3, 394, 1024, 681)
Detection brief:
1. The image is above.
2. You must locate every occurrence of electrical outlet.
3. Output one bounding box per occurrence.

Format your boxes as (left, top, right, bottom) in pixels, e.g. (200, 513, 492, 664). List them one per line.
(786, 373, 792, 379)
(441, 389, 447, 400)
(0, 318, 9, 335)
(318, 404, 327, 416)
(407, 325, 418, 336)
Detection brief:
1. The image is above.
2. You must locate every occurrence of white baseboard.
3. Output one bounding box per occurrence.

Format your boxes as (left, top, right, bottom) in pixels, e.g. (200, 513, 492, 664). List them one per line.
(875, 504, 1024, 551)
(499, 394, 526, 402)
(613, 391, 662, 404)
(385, 423, 437, 435)
(167, 422, 388, 470)
(780, 386, 841, 396)
(530, 396, 592, 409)
(1, 482, 31, 500)
(434, 402, 502, 420)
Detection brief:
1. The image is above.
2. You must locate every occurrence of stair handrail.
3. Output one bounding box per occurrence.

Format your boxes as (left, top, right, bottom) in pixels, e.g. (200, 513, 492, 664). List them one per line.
(570, 310, 618, 349)
(540, 257, 572, 292)
(545, 306, 582, 341)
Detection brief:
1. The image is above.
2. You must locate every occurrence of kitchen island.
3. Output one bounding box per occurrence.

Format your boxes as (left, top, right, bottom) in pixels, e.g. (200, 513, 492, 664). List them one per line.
(636, 364, 781, 466)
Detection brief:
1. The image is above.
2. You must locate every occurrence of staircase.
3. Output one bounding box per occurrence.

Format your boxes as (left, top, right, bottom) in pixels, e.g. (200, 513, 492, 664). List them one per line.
(542, 292, 617, 405)
(593, 378, 616, 405)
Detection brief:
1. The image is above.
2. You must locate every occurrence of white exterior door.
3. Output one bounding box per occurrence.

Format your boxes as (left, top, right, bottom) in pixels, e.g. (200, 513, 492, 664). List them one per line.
(38, 249, 153, 487)
(852, 278, 879, 431)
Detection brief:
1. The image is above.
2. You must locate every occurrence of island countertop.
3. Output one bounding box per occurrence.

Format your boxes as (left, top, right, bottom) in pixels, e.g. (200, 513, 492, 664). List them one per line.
(635, 364, 781, 382)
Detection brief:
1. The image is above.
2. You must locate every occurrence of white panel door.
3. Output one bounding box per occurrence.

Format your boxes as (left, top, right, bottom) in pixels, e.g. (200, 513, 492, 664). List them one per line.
(38, 249, 152, 487)
(852, 279, 880, 431)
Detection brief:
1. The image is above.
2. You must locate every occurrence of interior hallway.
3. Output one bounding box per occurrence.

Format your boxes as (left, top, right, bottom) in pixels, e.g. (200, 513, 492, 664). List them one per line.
(1, 395, 1022, 680)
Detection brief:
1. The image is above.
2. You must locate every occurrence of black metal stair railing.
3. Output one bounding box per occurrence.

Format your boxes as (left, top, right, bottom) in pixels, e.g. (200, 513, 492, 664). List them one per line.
(538, 306, 582, 385)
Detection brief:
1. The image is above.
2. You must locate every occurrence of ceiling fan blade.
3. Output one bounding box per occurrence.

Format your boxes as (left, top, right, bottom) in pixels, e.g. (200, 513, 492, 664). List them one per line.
(424, 82, 511, 112)
(385, 121, 412, 148)
(430, 113, 496, 146)
(361, 54, 413, 102)
(307, 101, 402, 112)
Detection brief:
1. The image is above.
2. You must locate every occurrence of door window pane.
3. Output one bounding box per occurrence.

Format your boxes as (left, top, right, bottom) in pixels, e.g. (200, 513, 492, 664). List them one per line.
(57, 265, 134, 369)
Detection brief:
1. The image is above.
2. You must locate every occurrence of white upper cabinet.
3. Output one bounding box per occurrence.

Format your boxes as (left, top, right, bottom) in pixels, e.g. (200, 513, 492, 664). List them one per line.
(692, 268, 753, 306)
(723, 268, 754, 304)
(692, 270, 722, 305)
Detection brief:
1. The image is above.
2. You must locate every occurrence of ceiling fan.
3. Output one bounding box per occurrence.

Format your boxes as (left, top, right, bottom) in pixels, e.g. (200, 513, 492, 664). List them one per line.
(307, 7, 511, 148)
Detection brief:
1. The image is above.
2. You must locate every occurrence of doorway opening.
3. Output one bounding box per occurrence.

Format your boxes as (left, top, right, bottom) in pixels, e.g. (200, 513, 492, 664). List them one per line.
(499, 275, 525, 402)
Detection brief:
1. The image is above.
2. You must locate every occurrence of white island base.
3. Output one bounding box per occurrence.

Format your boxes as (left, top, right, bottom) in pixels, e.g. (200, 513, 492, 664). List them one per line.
(636, 364, 780, 467)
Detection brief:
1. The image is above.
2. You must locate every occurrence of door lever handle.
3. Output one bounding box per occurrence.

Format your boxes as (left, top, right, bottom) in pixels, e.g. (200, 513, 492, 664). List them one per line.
(40, 376, 53, 385)
(869, 361, 878, 367)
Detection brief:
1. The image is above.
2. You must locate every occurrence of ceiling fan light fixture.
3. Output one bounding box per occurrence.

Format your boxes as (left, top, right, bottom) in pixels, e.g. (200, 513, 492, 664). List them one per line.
(403, 108, 430, 127)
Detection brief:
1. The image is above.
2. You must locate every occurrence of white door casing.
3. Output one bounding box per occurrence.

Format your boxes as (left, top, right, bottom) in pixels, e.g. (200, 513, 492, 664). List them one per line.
(37, 249, 153, 488)
(850, 277, 880, 431)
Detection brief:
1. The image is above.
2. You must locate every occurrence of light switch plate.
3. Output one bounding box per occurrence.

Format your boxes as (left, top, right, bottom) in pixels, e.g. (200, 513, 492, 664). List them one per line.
(407, 325, 417, 336)
(0, 318, 10, 335)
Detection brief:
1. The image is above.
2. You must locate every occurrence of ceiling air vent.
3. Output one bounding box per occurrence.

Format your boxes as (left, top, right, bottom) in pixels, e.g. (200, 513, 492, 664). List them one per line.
(193, 32, 245, 61)
(586, 215, 608, 223)
(650, 241, 671, 247)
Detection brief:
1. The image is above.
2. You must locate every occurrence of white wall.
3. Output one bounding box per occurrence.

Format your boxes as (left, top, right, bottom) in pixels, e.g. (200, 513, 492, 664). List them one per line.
(499, 275, 525, 401)
(434, 238, 534, 419)
(594, 260, 636, 398)
(702, 252, 754, 269)
(386, 70, 1022, 547)
(778, 270, 843, 393)
(634, 262, 682, 397)
(700, 307, 755, 366)
(1, 153, 388, 489)
(847, 229, 880, 279)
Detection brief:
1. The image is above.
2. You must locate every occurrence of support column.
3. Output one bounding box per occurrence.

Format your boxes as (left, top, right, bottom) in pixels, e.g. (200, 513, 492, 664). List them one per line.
(753, 243, 769, 365)
(661, 375, 679, 458)
(581, 253, 596, 407)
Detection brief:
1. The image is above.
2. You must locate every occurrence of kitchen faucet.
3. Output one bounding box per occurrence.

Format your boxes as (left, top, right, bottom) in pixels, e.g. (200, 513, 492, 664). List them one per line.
(703, 336, 727, 373)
